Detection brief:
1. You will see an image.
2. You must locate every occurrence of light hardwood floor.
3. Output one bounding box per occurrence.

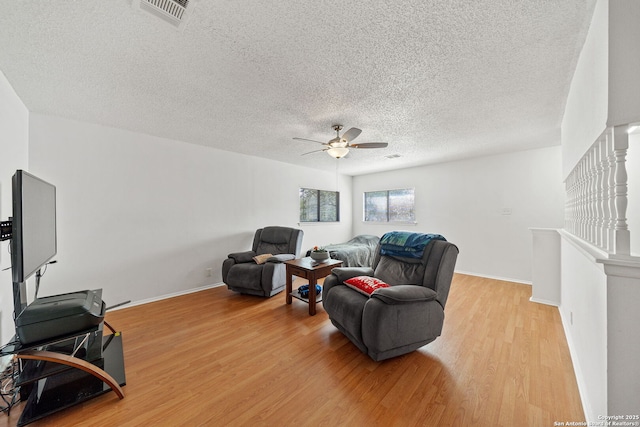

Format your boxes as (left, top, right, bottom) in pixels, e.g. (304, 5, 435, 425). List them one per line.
(1, 274, 584, 426)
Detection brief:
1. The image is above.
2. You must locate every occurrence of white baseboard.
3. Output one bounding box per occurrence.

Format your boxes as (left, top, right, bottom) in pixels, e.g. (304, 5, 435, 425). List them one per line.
(115, 273, 529, 311)
(109, 282, 226, 311)
(455, 270, 532, 285)
(529, 296, 559, 306)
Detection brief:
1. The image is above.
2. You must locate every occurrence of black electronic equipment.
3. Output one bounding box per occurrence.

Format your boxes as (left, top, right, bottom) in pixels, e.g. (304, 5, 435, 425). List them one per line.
(15, 290, 105, 345)
(9, 170, 58, 316)
(11, 170, 57, 284)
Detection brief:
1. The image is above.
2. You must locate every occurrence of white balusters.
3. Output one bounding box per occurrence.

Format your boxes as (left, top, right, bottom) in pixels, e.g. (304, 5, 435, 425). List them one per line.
(589, 149, 597, 243)
(612, 126, 630, 255)
(607, 133, 617, 252)
(564, 125, 630, 256)
(596, 140, 606, 248)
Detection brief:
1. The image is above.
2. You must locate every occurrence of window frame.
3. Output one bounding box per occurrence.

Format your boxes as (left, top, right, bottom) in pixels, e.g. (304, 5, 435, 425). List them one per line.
(363, 188, 416, 223)
(299, 188, 340, 223)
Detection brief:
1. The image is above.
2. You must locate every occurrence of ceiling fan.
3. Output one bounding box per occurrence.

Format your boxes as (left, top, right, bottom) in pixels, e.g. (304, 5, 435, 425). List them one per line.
(294, 125, 388, 159)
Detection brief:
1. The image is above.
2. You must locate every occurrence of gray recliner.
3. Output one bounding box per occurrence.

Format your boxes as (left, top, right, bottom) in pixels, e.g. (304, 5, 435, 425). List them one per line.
(222, 226, 304, 297)
(322, 237, 458, 361)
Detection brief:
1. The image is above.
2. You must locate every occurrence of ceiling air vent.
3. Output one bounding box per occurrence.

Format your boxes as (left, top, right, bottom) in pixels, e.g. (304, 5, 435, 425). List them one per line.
(133, 0, 197, 29)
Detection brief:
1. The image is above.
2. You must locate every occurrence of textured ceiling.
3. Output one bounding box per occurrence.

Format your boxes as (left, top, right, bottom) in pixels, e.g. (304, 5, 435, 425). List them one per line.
(0, 0, 596, 175)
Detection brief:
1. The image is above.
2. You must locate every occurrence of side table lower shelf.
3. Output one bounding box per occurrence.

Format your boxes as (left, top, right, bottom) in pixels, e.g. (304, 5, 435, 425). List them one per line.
(16, 333, 126, 427)
(290, 286, 323, 304)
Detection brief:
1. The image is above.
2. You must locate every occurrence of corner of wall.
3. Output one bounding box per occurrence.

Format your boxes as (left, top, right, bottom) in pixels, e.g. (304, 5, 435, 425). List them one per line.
(0, 68, 29, 344)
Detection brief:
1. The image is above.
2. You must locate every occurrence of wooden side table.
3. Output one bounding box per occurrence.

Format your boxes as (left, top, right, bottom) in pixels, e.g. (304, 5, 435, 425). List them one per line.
(285, 257, 343, 315)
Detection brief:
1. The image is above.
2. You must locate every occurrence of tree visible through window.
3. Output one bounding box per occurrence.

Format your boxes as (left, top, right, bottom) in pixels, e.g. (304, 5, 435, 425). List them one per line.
(364, 188, 415, 222)
(300, 188, 339, 222)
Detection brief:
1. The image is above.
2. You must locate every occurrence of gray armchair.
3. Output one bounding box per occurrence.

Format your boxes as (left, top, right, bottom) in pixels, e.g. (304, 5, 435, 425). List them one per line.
(322, 236, 458, 361)
(222, 226, 304, 297)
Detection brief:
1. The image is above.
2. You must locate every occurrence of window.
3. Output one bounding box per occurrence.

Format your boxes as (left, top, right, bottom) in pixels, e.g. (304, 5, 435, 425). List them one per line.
(300, 188, 339, 222)
(364, 188, 415, 222)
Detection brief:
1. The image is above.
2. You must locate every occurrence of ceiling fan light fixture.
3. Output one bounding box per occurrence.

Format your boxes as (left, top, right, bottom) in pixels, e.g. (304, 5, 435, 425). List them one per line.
(327, 147, 349, 159)
(295, 125, 387, 159)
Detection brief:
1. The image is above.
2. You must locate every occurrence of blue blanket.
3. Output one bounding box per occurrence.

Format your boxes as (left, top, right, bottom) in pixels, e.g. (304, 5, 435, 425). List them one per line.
(380, 231, 446, 259)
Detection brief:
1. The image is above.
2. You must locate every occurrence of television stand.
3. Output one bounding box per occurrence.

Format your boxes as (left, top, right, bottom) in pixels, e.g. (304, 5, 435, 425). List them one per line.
(17, 348, 123, 398)
(1, 322, 126, 426)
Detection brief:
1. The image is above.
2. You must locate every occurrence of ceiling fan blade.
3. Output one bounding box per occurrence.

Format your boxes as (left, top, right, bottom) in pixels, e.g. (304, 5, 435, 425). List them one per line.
(301, 148, 328, 156)
(293, 137, 327, 145)
(350, 142, 388, 149)
(341, 127, 362, 142)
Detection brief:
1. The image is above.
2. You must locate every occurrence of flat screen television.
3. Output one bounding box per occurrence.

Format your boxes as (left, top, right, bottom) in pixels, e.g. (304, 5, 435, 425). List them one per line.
(11, 170, 57, 284)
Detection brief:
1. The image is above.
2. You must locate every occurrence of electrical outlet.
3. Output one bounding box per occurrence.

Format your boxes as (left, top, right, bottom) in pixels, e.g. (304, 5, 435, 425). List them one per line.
(206, 268, 212, 277)
(570, 311, 573, 325)
(501, 208, 512, 215)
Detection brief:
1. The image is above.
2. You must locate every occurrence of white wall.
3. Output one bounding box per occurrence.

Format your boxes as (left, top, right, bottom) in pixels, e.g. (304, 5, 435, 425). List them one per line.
(604, 262, 640, 415)
(559, 0, 640, 419)
(608, 0, 640, 126)
(0, 71, 29, 343)
(352, 146, 564, 283)
(607, 0, 640, 264)
(561, 0, 609, 179)
(559, 2, 610, 420)
(560, 237, 608, 419)
(27, 114, 352, 307)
